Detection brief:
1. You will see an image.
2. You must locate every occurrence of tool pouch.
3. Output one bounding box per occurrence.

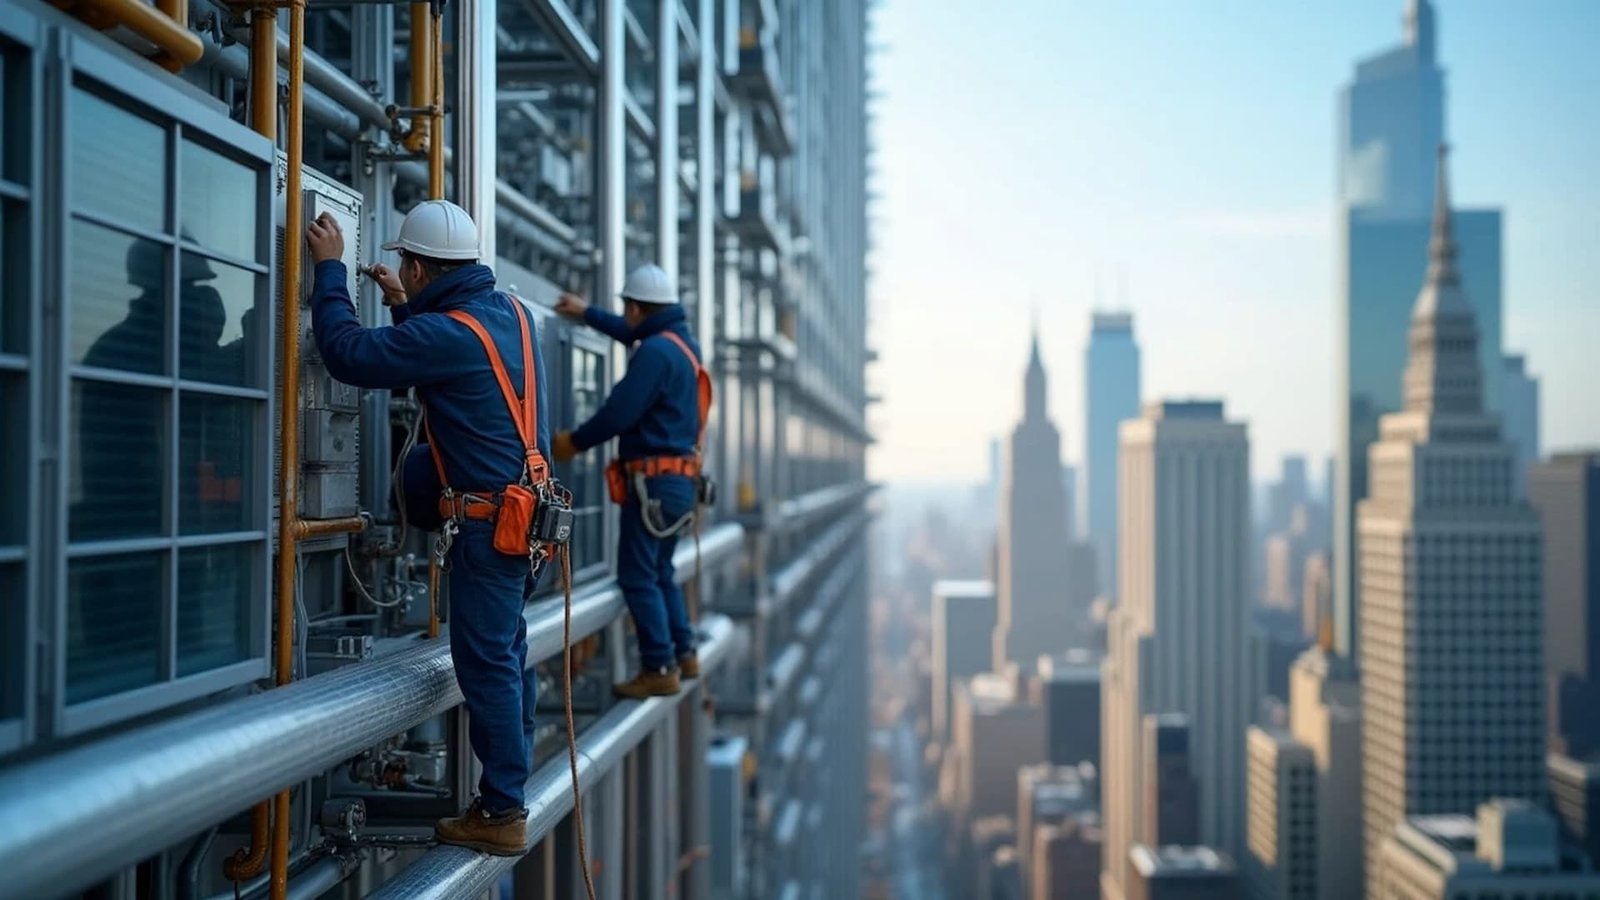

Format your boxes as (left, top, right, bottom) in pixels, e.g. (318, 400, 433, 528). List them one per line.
(695, 473, 717, 508)
(605, 459, 628, 505)
(494, 483, 536, 555)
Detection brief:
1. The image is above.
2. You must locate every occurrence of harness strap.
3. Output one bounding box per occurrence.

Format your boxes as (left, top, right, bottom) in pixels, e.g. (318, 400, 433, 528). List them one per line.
(424, 295, 549, 493)
(657, 331, 707, 449)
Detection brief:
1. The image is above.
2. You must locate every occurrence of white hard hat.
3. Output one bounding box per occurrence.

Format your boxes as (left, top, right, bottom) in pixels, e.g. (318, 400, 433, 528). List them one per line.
(383, 200, 480, 260)
(619, 264, 679, 305)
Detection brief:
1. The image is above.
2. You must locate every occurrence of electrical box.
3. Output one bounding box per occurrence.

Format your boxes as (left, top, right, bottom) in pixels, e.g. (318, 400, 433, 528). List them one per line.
(273, 154, 363, 522)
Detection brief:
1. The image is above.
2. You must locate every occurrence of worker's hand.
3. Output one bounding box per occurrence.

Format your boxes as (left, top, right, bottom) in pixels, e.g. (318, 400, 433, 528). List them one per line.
(554, 293, 589, 321)
(363, 263, 408, 306)
(553, 430, 578, 463)
(305, 213, 345, 264)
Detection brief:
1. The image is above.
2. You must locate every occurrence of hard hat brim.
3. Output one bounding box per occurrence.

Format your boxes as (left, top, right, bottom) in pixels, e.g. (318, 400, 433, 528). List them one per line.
(382, 238, 480, 260)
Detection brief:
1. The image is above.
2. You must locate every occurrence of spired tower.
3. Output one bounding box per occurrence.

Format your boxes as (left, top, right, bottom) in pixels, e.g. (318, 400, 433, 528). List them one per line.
(1357, 146, 1545, 895)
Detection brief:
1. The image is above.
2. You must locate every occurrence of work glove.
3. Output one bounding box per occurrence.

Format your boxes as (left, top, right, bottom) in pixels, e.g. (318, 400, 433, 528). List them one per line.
(553, 430, 578, 463)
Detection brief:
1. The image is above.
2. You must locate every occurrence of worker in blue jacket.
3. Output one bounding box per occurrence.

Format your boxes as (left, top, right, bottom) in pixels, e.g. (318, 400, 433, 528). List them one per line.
(553, 264, 704, 699)
(306, 200, 547, 856)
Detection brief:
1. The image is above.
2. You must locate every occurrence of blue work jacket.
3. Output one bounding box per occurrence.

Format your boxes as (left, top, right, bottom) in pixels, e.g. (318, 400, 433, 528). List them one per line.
(570, 305, 702, 461)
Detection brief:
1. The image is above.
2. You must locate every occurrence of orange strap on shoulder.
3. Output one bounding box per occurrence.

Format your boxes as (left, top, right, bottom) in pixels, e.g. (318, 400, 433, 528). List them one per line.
(657, 331, 710, 447)
(427, 295, 548, 491)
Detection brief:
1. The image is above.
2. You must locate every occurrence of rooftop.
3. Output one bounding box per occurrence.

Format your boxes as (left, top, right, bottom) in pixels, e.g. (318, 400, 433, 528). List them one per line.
(1130, 845, 1236, 878)
(933, 579, 995, 601)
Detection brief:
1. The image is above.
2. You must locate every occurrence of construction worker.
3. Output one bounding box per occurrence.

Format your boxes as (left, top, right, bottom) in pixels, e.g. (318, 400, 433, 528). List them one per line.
(552, 264, 710, 699)
(306, 200, 551, 856)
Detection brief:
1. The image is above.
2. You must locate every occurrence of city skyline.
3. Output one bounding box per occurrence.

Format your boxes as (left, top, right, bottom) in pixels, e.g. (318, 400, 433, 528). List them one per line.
(870, 0, 1600, 484)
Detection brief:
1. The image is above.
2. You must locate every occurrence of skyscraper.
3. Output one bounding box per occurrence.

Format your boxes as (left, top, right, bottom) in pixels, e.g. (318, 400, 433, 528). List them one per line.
(996, 331, 1078, 668)
(1144, 715, 1201, 847)
(1245, 727, 1318, 900)
(1288, 647, 1364, 900)
(1528, 452, 1600, 757)
(1374, 801, 1600, 899)
(932, 580, 999, 741)
(1501, 354, 1540, 495)
(1335, 0, 1505, 660)
(1036, 652, 1102, 769)
(1084, 311, 1141, 602)
(1102, 400, 1253, 900)
(1357, 149, 1544, 896)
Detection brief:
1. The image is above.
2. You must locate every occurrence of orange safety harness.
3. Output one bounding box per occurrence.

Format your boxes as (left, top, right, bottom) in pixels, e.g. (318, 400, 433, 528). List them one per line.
(424, 294, 571, 570)
(605, 331, 714, 508)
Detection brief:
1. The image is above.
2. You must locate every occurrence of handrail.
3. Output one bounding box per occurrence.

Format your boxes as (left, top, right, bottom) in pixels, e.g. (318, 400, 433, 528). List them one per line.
(367, 616, 736, 900)
(772, 480, 875, 535)
(0, 522, 743, 900)
(768, 509, 868, 615)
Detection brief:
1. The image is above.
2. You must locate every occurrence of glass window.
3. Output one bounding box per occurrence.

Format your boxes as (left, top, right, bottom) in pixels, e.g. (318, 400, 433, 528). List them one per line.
(179, 255, 261, 387)
(180, 140, 257, 262)
(1, 198, 24, 356)
(71, 218, 167, 373)
(0, 374, 22, 545)
(67, 552, 165, 704)
(179, 392, 255, 534)
(0, 565, 18, 720)
(70, 88, 165, 232)
(69, 380, 166, 541)
(177, 543, 252, 675)
(561, 346, 606, 572)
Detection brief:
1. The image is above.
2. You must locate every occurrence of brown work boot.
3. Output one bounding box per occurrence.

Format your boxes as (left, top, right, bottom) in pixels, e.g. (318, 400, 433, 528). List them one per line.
(614, 666, 681, 699)
(678, 652, 700, 679)
(435, 798, 528, 856)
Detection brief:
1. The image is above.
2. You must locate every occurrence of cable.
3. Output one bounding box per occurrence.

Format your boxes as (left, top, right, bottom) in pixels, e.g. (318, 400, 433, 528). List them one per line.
(390, 388, 423, 554)
(345, 543, 401, 608)
(560, 543, 598, 900)
(293, 547, 309, 680)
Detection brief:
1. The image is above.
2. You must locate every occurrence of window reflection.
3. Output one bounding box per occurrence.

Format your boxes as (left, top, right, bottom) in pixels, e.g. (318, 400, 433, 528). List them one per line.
(178, 544, 251, 676)
(180, 141, 257, 262)
(71, 89, 164, 232)
(563, 346, 606, 572)
(70, 380, 165, 541)
(179, 256, 259, 387)
(0, 376, 21, 545)
(1, 200, 24, 355)
(67, 552, 163, 704)
(72, 219, 167, 373)
(1, 565, 18, 719)
(179, 393, 254, 534)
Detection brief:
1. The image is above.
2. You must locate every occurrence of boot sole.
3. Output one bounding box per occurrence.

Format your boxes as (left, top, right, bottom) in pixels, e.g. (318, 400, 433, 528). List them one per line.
(436, 834, 526, 857)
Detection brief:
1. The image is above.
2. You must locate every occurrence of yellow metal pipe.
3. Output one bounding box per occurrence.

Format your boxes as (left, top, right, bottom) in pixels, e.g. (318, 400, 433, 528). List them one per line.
(428, 4, 444, 198)
(292, 516, 366, 540)
(221, 803, 271, 881)
(404, 2, 432, 154)
(270, 2, 307, 898)
(57, 0, 203, 71)
(250, 6, 278, 139)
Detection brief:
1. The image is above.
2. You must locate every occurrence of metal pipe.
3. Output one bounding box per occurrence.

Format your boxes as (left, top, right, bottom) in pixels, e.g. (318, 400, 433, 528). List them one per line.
(404, 2, 432, 153)
(0, 525, 743, 900)
(271, 30, 390, 130)
(270, 3, 309, 898)
(152, 0, 188, 70)
(210, 39, 362, 139)
(222, 802, 271, 881)
(177, 828, 217, 900)
(293, 515, 366, 539)
(367, 616, 737, 900)
(54, 0, 204, 71)
(428, 3, 444, 197)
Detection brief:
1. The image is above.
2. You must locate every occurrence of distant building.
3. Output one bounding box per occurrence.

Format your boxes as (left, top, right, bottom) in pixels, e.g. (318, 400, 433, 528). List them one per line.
(1033, 818, 1102, 900)
(932, 580, 997, 741)
(1144, 715, 1201, 847)
(1373, 800, 1600, 899)
(1501, 354, 1539, 494)
(968, 816, 1017, 900)
(1128, 845, 1239, 900)
(1357, 150, 1544, 895)
(1289, 648, 1364, 900)
(1528, 452, 1600, 757)
(1549, 753, 1600, 869)
(1246, 727, 1318, 900)
(1063, 463, 1078, 542)
(997, 330, 1080, 667)
(1017, 763, 1097, 889)
(953, 673, 1045, 826)
(1084, 311, 1141, 602)
(1299, 553, 1332, 644)
(1335, 0, 1505, 663)
(1036, 652, 1101, 769)
(1103, 400, 1254, 900)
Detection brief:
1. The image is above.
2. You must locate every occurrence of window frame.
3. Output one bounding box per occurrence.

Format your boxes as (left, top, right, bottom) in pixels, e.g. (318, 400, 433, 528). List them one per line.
(0, 0, 41, 756)
(555, 319, 613, 584)
(45, 32, 275, 739)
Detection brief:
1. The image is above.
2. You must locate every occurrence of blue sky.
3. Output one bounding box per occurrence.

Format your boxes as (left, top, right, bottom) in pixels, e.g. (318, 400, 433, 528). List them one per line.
(867, 0, 1600, 482)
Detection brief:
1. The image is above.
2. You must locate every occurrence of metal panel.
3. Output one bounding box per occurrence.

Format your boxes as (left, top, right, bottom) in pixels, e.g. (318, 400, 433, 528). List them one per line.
(707, 733, 747, 898)
(0, 524, 742, 900)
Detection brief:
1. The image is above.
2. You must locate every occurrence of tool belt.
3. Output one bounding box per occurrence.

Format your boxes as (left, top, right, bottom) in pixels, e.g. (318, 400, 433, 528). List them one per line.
(437, 492, 499, 522)
(623, 456, 701, 477)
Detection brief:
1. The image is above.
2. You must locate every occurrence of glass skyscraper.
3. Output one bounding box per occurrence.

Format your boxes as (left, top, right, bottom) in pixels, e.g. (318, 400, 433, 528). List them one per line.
(1335, 0, 1504, 660)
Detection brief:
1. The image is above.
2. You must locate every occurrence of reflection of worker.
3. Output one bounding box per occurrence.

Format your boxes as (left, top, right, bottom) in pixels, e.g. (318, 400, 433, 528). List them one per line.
(79, 240, 218, 538)
(306, 200, 548, 856)
(553, 264, 707, 699)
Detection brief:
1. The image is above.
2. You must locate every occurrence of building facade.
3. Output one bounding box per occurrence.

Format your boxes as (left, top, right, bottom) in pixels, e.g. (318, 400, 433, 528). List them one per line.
(1245, 727, 1318, 900)
(1036, 652, 1102, 769)
(1084, 311, 1141, 602)
(1144, 714, 1201, 847)
(1528, 453, 1600, 757)
(1336, 0, 1505, 661)
(1033, 819, 1103, 900)
(1127, 845, 1240, 900)
(1549, 753, 1600, 868)
(0, 0, 873, 896)
(1373, 801, 1600, 900)
(1358, 151, 1545, 896)
(1288, 647, 1365, 900)
(1102, 400, 1254, 900)
(933, 580, 999, 741)
(996, 332, 1080, 668)
(1502, 354, 1540, 494)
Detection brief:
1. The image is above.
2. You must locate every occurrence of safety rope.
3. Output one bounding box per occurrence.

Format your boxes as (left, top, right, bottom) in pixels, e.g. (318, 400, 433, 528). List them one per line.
(560, 544, 599, 900)
(689, 509, 702, 622)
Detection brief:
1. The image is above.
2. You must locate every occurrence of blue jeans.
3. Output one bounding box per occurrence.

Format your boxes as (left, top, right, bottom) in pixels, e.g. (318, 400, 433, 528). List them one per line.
(618, 475, 698, 671)
(447, 521, 533, 814)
